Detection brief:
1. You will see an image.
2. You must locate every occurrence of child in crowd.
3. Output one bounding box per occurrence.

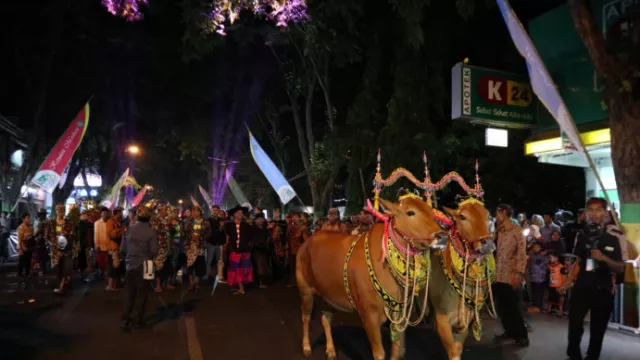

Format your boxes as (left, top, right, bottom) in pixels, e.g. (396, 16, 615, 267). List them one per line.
(547, 252, 565, 316)
(527, 241, 547, 313)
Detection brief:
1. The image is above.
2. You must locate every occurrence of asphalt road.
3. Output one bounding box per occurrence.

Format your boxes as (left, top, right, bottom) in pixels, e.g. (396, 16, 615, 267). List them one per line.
(1, 266, 639, 360)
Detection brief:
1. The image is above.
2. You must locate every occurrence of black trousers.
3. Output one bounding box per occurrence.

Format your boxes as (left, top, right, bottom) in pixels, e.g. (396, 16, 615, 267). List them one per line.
(18, 251, 32, 277)
(493, 282, 528, 340)
(122, 267, 151, 324)
(567, 284, 614, 360)
(530, 281, 546, 309)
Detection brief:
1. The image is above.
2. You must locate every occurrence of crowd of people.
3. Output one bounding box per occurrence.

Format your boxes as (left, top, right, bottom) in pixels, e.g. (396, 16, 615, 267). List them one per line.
(10, 201, 376, 327)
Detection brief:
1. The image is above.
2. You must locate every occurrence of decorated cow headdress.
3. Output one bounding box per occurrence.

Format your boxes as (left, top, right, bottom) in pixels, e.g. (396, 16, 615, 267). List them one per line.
(372, 149, 484, 221)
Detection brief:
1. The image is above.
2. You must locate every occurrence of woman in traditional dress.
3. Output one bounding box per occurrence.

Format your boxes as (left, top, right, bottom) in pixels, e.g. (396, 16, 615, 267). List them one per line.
(17, 213, 35, 283)
(151, 205, 172, 292)
(46, 204, 76, 293)
(184, 206, 210, 291)
(225, 206, 253, 295)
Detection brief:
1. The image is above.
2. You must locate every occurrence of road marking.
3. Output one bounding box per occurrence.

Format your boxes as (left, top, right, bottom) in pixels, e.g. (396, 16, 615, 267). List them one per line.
(185, 316, 203, 360)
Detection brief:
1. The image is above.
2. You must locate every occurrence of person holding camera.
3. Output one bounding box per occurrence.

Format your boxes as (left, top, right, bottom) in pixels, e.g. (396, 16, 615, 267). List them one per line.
(561, 197, 627, 360)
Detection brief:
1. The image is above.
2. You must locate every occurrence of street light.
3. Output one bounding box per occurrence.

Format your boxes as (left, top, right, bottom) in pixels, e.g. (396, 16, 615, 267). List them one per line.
(178, 199, 183, 204)
(126, 145, 140, 155)
(146, 185, 153, 191)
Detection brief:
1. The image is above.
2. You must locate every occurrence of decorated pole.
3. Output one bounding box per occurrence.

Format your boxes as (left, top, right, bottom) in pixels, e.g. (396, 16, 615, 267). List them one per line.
(374, 149, 382, 210)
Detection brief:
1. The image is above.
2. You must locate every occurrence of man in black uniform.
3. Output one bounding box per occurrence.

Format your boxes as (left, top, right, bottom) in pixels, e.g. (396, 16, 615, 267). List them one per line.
(561, 197, 626, 360)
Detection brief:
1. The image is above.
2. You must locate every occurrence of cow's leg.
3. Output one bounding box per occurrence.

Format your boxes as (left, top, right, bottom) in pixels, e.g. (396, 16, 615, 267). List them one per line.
(361, 312, 385, 360)
(321, 311, 337, 359)
(434, 312, 462, 360)
(297, 267, 314, 357)
(389, 328, 406, 360)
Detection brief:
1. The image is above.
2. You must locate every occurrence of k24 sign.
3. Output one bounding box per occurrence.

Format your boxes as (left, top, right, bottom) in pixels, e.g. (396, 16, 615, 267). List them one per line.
(451, 64, 537, 128)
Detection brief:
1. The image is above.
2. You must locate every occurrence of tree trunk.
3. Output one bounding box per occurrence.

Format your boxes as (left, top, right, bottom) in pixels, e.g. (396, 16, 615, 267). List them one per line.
(568, 0, 640, 258)
(609, 97, 640, 204)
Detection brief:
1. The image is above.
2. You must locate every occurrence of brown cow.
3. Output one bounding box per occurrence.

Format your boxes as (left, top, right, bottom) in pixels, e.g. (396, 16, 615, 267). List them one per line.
(296, 196, 447, 360)
(428, 198, 496, 360)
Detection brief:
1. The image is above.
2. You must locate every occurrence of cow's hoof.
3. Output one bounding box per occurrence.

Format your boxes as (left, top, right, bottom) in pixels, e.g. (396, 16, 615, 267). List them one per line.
(325, 348, 337, 360)
(303, 347, 312, 357)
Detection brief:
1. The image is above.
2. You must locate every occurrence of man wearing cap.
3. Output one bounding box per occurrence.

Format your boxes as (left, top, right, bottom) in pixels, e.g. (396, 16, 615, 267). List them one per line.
(320, 208, 347, 233)
(120, 206, 158, 331)
(562, 198, 626, 360)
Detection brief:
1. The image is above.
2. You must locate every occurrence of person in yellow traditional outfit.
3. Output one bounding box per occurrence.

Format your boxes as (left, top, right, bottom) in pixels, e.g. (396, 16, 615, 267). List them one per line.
(184, 206, 211, 291)
(46, 204, 76, 294)
(151, 204, 173, 292)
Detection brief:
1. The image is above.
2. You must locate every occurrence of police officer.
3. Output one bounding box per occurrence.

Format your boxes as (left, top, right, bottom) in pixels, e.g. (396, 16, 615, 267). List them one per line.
(561, 197, 626, 360)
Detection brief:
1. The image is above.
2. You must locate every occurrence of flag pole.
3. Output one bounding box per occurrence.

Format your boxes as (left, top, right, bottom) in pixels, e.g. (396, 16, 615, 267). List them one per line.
(497, 0, 620, 230)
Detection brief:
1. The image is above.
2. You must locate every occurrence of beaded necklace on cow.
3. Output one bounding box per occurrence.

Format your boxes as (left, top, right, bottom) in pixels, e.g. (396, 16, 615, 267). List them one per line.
(445, 197, 498, 340)
(365, 198, 431, 333)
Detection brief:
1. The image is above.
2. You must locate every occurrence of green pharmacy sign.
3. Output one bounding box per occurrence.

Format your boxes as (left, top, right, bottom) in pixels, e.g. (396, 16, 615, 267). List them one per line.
(451, 64, 537, 128)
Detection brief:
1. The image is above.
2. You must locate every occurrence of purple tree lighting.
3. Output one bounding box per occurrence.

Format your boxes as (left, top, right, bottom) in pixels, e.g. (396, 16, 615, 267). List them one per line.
(101, 0, 148, 21)
(101, 0, 308, 35)
(202, 1, 308, 35)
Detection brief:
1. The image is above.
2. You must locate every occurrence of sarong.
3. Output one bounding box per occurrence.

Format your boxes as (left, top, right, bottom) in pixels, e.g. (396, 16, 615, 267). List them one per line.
(227, 251, 253, 286)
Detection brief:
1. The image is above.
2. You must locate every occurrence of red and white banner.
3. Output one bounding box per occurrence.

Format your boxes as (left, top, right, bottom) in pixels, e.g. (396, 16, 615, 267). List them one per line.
(131, 185, 148, 207)
(31, 104, 90, 192)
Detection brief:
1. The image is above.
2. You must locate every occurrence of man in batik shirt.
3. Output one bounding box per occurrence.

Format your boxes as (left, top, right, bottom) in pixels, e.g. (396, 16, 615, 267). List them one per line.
(151, 204, 172, 292)
(184, 206, 211, 291)
(46, 204, 76, 294)
(169, 207, 184, 285)
(286, 212, 306, 287)
(106, 207, 125, 291)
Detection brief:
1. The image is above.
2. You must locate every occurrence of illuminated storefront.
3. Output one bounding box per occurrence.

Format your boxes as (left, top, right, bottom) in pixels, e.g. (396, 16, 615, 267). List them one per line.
(525, 128, 618, 210)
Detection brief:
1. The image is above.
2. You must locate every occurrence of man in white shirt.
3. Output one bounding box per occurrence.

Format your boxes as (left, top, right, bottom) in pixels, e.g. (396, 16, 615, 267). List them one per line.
(94, 208, 111, 277)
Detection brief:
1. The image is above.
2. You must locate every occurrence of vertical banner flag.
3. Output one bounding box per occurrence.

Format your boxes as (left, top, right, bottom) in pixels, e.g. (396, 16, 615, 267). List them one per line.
(248, 130, 296, 205)
(131, 185, 148, 207)
(190, 195, 201, 208)
(496, 0, 586, 154)
(225, 169, 251, 209)
(32, 104, 90, 192)
(198, 185, 213, 208)
(100, 168, 129, 209)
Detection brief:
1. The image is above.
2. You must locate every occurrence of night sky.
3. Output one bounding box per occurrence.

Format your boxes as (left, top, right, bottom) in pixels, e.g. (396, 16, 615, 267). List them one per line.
(0, 0, 585, 214)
